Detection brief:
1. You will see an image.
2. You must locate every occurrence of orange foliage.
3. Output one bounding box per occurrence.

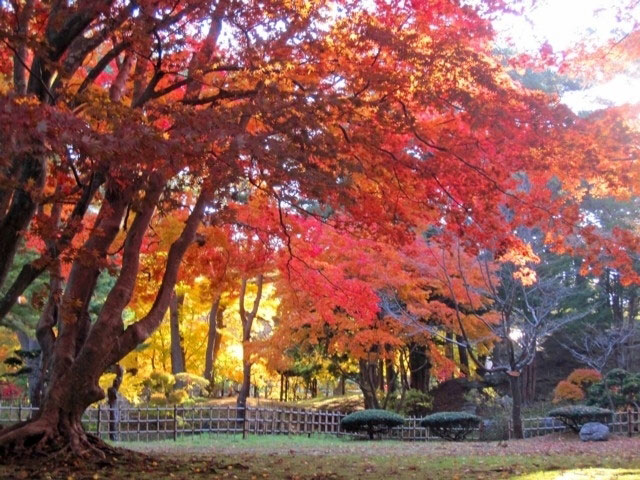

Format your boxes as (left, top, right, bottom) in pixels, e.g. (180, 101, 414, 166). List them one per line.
(553, 368, 603, 404)
(567, 368, 603, 388)
(553, 380, 585, 404)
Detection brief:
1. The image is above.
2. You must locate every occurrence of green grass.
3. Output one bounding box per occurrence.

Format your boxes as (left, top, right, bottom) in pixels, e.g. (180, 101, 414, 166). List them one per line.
(119, 432, 351, 449)
(4, 435, 640, 479)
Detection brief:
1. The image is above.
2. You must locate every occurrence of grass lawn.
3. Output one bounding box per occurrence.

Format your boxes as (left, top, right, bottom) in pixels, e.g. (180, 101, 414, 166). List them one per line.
(2, 434, 640, 479)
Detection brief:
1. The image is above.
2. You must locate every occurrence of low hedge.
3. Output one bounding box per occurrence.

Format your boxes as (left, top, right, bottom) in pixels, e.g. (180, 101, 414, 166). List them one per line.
(420, 411, 481, 441)
(548, 405, 613, 433)
(340, 409, 404, 439)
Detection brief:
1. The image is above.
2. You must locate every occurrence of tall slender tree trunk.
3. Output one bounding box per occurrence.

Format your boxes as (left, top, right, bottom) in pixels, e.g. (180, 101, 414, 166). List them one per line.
(520, 357, 536, 405)
(203, 296, 225, 382)
(236, 275, 263, 415)
(169, 291, 186, 375)
(456, 334, 469, 376)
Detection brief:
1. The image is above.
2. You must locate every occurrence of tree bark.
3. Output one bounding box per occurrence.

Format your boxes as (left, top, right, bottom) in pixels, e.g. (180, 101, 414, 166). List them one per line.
(203, 295, 225, 381)
(236, 275, 264, 414)
(169, 291, 186, 375)
(456, 334, 470, 376)
(385, 359, 397, 393)
(520, 357, 536, 405)
(408, 343, 430, 392)
(0, 153, 46, 291)
(358, 359, 380, 409)
(509, 374, 524, 439)
(0, 186, 210, 459)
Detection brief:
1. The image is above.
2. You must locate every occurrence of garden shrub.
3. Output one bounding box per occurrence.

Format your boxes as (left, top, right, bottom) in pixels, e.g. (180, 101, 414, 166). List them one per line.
(567, 369, 602, 388)
(174, 373, 209, 397)
(586, 369, 640, 410)
(340, 409, 404, 439)
(548, 405, 612, 433)
(168, 388, 189, 405)
(553, 380, 585, 404)
(388, 389, 433, 416)
(402, 389, 433, 416)
(149, 393, 168, 406)
(553, 369, 602, 404)
(143, 372, 176, 396)
(420, 411, 480, 441)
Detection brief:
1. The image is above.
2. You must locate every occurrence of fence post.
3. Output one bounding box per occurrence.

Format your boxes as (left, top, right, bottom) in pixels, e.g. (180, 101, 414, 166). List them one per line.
(628, 409, 633, 437)
(17, 400, 22, 422)
(173, 405, 177, 442)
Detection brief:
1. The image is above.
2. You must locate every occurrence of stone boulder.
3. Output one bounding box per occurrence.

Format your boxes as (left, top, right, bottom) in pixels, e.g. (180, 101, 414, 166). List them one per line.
(579, 422, 610, 442)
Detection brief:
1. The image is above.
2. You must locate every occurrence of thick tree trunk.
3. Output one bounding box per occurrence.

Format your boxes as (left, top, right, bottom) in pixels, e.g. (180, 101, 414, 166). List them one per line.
(0, 186, 210, 459)
(358, 359, 380, 409)
(0, 370, 114, 458)
(408, 343, 430, 392)
(509, 374, 524, 439)
(169, 291, 186, 375)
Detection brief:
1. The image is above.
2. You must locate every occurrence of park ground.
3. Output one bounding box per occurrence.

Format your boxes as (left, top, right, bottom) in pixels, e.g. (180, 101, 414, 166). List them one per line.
(2, 434, 640, 479)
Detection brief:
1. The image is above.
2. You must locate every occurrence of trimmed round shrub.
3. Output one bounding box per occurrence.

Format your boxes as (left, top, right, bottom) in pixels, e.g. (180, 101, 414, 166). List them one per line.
(340, 409, 404, 439)
(548, 405, 613, 433)
(420, 411, 481, 441)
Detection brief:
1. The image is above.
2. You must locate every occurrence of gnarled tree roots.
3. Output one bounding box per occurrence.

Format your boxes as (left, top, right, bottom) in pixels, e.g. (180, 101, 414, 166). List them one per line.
(0, 418, 121, 463)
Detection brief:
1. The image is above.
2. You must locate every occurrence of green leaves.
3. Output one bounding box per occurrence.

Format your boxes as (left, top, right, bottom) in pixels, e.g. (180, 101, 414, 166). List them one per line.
(340, 409, 404, 435)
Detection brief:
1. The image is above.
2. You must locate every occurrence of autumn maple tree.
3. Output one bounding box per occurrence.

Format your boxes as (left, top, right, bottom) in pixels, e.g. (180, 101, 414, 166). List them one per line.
(0, 0, 638, 459)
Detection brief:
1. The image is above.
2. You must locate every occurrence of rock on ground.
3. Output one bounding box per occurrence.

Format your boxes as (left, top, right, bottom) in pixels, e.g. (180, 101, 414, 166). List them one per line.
(580, 422, 610, 442)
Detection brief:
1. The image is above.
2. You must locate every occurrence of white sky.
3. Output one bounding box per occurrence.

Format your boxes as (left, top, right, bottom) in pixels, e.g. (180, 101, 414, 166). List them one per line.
(492, 0, 640, 112)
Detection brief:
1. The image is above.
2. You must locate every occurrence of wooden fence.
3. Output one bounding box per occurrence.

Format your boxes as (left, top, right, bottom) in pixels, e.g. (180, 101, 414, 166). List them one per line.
(1, 402, 638, 442)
